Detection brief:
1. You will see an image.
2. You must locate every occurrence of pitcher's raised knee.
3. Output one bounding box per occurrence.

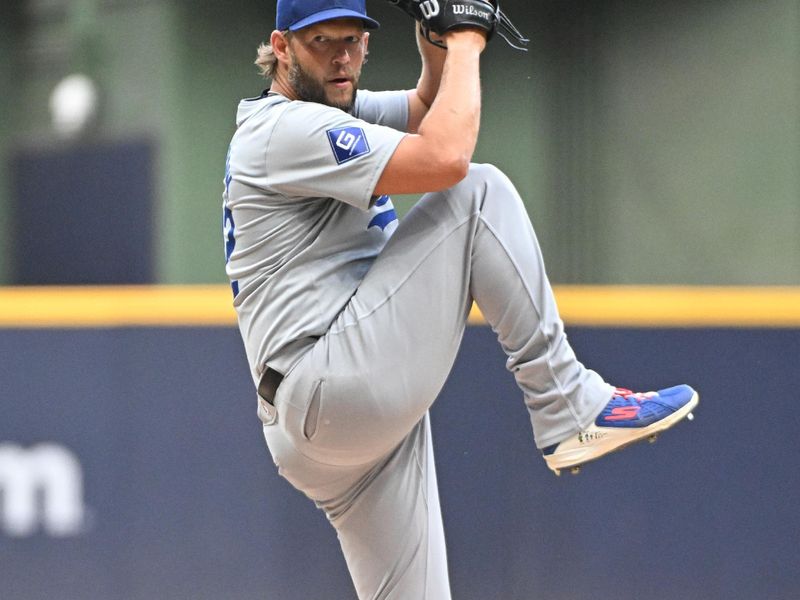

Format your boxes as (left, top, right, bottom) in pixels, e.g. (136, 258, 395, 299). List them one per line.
(449, 163, 526, 215)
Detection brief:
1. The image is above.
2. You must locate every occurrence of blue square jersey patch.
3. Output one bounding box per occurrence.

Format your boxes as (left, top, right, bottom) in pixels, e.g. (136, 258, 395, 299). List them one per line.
(327, 127, 371, 165)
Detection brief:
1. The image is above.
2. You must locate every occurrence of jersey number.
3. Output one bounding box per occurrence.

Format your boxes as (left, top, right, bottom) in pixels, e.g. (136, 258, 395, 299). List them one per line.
(223, 147, 239, 297)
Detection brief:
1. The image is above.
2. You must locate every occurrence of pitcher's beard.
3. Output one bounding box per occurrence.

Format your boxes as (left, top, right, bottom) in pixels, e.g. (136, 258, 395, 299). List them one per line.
(288, 60, 358, 113)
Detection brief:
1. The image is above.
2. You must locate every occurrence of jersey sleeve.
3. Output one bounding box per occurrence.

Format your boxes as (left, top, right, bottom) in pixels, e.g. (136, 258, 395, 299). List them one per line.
(266, 101, 406, 210)
(353, 89, 410, 131)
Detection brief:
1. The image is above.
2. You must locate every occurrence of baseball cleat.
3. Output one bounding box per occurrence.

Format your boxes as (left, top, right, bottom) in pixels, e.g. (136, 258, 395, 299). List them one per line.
(542, 385, 699, 476)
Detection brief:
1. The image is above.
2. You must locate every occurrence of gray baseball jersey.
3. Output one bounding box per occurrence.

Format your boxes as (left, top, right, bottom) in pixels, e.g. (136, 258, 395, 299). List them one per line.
(223, 89, 409, 383)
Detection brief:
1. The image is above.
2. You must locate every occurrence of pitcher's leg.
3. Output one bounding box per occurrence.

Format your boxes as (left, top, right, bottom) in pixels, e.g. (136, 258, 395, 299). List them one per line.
(265, 361, 451, 599)
(285, 163, 610, 465)
(321, 415, 450, 600)
(463, 165, 613, 447)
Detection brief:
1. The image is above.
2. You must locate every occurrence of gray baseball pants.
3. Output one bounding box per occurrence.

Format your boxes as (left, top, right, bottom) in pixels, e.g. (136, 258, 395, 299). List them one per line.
(260, 163, 612, 599)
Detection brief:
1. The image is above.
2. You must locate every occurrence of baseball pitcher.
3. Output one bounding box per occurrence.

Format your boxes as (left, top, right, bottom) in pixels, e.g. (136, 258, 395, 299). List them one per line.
(222, 0, 699, 597)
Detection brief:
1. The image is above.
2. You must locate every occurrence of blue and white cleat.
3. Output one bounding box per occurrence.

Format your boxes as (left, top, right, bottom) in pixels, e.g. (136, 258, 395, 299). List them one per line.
(542, 385, 699, 476)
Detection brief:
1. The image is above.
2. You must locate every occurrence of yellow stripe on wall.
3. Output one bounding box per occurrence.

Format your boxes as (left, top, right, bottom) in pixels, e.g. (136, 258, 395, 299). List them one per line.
(532, 285, 800, 328)
(0, 285, 236, 328)
(0, 285, 799, 329)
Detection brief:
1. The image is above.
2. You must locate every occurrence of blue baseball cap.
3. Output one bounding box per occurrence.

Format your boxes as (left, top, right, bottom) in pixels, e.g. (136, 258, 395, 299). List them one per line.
(276, 0, 380, 31)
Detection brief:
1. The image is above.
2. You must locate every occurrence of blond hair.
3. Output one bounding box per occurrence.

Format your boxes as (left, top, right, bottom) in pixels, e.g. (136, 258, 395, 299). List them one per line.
(255, 31, 292, 80)
(255, 43, 277, 79)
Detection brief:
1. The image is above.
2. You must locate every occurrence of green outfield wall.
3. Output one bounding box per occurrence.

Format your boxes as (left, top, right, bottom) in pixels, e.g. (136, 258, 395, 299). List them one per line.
(0, 0, 798, 285)
(0, 4, 17, 284)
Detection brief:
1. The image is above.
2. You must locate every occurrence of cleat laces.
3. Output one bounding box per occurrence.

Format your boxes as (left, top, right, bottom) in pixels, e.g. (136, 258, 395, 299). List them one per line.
(613, 387, 657, 402)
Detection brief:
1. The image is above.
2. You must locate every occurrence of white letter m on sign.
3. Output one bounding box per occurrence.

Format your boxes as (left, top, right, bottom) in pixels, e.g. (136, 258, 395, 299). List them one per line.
(0, 443, 87, 537)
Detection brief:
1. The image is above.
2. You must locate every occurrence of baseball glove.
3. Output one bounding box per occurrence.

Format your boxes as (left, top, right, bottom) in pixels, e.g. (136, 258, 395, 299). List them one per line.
(386, 0, 529, 51)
